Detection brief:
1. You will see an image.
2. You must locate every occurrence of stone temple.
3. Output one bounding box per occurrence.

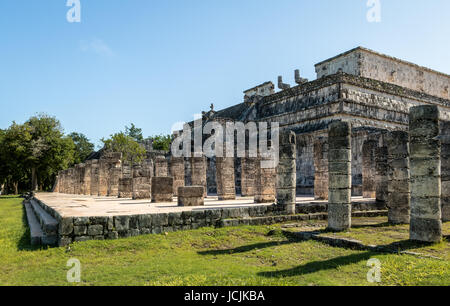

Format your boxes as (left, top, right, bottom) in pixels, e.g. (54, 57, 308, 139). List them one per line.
(26, 47, 450, 246)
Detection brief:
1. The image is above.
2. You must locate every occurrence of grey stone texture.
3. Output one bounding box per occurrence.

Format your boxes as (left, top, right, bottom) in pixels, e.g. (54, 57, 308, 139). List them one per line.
(386, 131, 410, 224)
(362, 140, 377, 198)
(409, 105, 442, 243)
(276, 131, 297, 214)
(375, 145, 388, 203)
(314, 137, 328, 200)
(178, 186, 204, 207)
(190, 156, 207, 197)
(327, 121, 352, 231)
(440, 120, 450, 222)
(151, 177, 174, 202)
(170, 157, 185, 196)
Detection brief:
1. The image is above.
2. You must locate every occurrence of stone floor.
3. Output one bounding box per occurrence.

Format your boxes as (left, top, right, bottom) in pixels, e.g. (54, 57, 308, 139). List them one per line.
(35, 192, 375, 218)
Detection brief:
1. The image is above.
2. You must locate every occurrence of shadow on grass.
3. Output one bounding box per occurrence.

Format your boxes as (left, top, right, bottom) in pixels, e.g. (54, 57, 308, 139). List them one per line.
(258, 252, 375, 278)
(197, 230, 299, 256)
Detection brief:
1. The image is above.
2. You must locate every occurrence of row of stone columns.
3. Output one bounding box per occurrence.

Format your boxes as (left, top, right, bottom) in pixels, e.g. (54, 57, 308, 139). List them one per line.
(325, 105, 446, 243)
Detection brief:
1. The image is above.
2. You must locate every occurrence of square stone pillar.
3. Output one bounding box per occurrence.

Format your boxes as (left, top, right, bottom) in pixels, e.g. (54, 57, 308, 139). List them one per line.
(254, 155, 276, 204)
(276, 131, 297, 214)
(241, 157, 257, 197)
(386, 131, 410, 224)
(362, 140, 377, 198)
(75, 164, 85, 195)
(440, 120, 450, 222)
(314, 137, 328, 200)
(178, 186, 204, 206)
(375, 146, 388, 203)
(98, 158, 109, 196)
(83, 161, 92, 195)
(328, 121, 352, 231)
(191, 156, 207, 197)
(132, 160, 152, 200)
(151, 177, 173, 202)
(90, 160, 99, 196)
(170, 157, 185, 196)
(216, 156, 236, 200)
(68, 168, 75, 194)
(155, 156, 169, 177)
(409, 105, 442, 242)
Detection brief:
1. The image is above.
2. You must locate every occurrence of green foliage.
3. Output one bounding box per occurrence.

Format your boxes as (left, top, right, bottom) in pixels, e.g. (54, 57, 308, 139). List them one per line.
(102, 132, 146, 165)
(125, 123, 144, 142)
(151, 134, 173, 151)
(0, 114, 76, 193)
(68, 132, 95, 165)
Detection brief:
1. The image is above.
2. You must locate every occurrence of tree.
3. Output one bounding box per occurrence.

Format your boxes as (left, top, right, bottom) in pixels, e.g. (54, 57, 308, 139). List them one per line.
(125, 123, 144, 143)
(25, 114, 75, 191)
(68, 132, 95, 165)
(151, 134, 173, 151)
(102, 132, 146, 167)
(0, 123, 32, 194)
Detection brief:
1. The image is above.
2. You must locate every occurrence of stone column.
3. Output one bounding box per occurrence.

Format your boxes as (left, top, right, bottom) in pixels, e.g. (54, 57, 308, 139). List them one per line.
(440, 120, 450, 222)
(132, 160, 152, 200)
(90, 160, 99, 196)
(216, 155, 236, 200)
(254, 156, 276, 203)
(409, 105, 442, 242)
(328, 121, 352, 231)
(386, 131, 410, 224)
(375, 146, 388, 203)
(83, 161, 92, 195)
(191, 156, 207, 197)
(362, 140, 377, 198)
(154, 156, 169, 177)
(314, 136, 328, 200)
(170, 157, 185, 196)
(241, 157, 257, 197)
(118, 163, 133, 198)
(69, 168, 76, 194)
(277, 131, 297, 214)
(74, 164, 84, 195)
(98, 158, 109, 196)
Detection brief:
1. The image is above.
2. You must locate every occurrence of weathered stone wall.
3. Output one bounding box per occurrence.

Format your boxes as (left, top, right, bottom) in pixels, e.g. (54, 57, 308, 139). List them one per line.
(83, 161, 92, 196)
(90, 160, 99, 196)
(315, 47, 450, 100)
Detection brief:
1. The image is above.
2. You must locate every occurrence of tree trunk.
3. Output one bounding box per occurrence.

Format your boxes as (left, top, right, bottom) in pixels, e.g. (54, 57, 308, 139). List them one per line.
(13, 182, 18, 195)
(31, 167, 38, 191)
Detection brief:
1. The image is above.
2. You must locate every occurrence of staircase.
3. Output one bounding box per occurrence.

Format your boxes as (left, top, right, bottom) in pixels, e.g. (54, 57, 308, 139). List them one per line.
(24, 199, 59, 246)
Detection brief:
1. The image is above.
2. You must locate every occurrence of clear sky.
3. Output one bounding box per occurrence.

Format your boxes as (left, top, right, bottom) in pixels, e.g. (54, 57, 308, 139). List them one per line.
(1, 0, 449, 148)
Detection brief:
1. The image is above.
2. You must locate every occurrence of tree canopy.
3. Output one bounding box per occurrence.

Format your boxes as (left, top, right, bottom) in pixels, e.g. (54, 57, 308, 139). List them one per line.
(0, 114, 76, 194)
(101, 132, 146, 166)
(68, 132, 95, 165)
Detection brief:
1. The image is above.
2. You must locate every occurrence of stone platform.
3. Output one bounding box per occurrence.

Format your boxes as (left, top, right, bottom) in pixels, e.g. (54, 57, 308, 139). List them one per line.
(29, 193, 384, 247)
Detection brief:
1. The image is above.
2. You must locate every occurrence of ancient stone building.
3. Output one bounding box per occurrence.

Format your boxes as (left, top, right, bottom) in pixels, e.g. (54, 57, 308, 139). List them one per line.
(186, 47, 450, 199)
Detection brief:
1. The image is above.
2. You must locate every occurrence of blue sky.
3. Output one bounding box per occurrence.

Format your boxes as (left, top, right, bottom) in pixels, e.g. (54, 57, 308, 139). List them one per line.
(1, 0, 449, 148)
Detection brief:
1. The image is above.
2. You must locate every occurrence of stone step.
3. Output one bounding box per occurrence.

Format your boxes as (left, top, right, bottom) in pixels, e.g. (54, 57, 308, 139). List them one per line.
(24, 202, 44, 246)
(30, 199, 58, 245)
(217, 210, 388, 228)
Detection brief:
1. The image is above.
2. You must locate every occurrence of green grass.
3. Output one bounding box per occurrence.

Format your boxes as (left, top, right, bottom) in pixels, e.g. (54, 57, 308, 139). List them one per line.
(0, 196, 449, 286)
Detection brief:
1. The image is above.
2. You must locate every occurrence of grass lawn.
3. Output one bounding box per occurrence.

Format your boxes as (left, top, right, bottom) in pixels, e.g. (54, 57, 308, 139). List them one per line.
(0, 196, 449, 286)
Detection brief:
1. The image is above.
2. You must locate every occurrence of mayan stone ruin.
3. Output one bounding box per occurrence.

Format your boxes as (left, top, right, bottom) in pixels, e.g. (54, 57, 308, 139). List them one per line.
(44, 47, 450, 245)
